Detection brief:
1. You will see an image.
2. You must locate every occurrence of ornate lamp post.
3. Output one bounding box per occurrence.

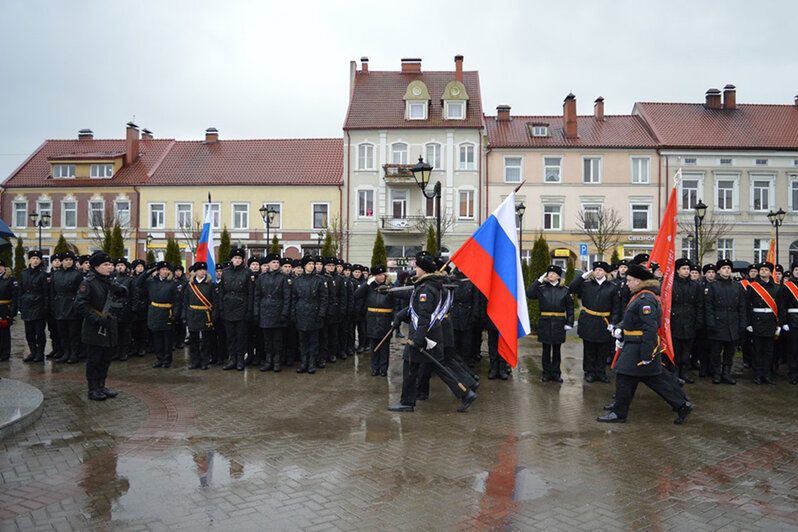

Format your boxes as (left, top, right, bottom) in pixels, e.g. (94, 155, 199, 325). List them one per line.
(693, 199, 707, 267)
(767, 207, 786, 265)
(259, 205, 277, 248)
(516, 202, 526, 260)
(29, 211, 51, 251)
(410, 156, 441, 256)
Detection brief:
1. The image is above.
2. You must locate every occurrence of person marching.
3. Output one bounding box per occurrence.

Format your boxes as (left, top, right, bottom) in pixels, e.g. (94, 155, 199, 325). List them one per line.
(704, 258, 746, 384)
(527, 265, 575, 383)
(183, 261, 218, 370)
(0, 259, 19, 361)
(50, 251, 84, 364)
(671, 257, 704, 384)
(782, 262, 798, 385)
(746, 261, 782, 384)
(254, 253, 290, 372)
(597, 263, 694, 424)
(20, 250, 49, 362)
(220, 249, 253, 371)
(354, 264, 394, 376)
(569, 261, 620, 383)
(291, 256, 327, 374)
(138, 260, 183, 369)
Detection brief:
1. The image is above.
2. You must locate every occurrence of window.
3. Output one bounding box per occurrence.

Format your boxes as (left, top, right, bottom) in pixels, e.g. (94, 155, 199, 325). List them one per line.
(715, 177, 737, 211)
(631, 204, 650, 231)
(544, 157, 562, 183)
(390, 190, 407, 219)
(504, 157, 522, 183)
(425, 196, 437, 218)
(425, 142, 441, 169)
(90, 164, 113, 178)
(792, 180, 798, 210)
(752, 179, 771, 211)
(357, 190, 374, 218)
(232, 203, 249, 230)
(631, 157, 650, 184)
(446, 101, 464, 120)
(719, 158, 733, 166)
(407, 102, 426, 120)
(391, 143, 408, 165)
(89, 200, 105, 228)
(53, 164, 75, 179)
(582, 204, 602, 230)
(312, 203, 328, 229)
(753, 239, 770, 264)
(543, 204, 562, 230)
(683, 157, 697, 165)
(149, 203, 165, 229)
(13, 201, 27, 228)
(583, 157, 601, 183)
(755, 159, 768, 166)
(459, 144, 475, 170)
(36, 201, 52, 228)
(681, 178, 700, 210)
(717, 239, 734, 260)
(681, 237, 694, 260)
(114, 200, 130, 228)
(357, 143, 375, 170)
(263, 202, 281, 229)
(203, 203, 221, 230)
(176, 203, 193, 229)
(459, 190, 475, 219)
(532, 126, 549, 137)
(62, 200, 77, 229)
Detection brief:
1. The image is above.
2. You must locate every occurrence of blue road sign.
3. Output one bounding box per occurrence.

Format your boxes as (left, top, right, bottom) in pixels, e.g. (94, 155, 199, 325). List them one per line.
(579, 243, 588, 255)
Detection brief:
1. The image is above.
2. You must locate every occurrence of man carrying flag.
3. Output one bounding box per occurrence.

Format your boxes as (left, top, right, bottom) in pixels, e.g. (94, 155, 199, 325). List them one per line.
(195, 198, 217, 282)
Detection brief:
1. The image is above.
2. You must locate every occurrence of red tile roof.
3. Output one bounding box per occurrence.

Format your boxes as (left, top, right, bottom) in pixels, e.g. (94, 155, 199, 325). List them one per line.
(485, 114, 658, 149)
(344, 71, 483, 130)
(633, 102, 798, 149)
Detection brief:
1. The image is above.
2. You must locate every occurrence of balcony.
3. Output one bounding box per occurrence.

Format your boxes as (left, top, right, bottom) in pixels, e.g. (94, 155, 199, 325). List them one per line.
(382, 164, 416, 184)
(380, 215, 427, 233)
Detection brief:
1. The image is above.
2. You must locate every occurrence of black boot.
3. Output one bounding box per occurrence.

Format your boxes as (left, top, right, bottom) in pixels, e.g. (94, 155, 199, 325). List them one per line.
(498, 361, 509, 380)
(674, 402, 694, 425)
(487, 356, 499, 379)
(721, 366, 736, 385)
(236, 353, 245, 371)
(87, 381, 106, 401)
(223, 356, 237, 370)
(100, 380, 118, 398)
(679, 367, 695, 384)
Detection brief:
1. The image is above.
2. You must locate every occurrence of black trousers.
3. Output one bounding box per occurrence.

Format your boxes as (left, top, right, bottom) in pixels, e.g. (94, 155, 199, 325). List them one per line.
(541, 343, 562, 379)
(741, 329, 754, 366)
(583, 340, 611, 377)
(283, 325, 298, 366)
(47, 318, 61, 355)
(711, 340, 736, 375)
(24, 319, 47, 359)
(355, 320, 366, 350)
(247, 320, 261, 364)
(470, 328, 484, 362)
(318, 323, 328, 361)
(225, 320, 248, 364)
(188, 330, 213, 367)
(787, 330, 798, 380)
(117, 320, 133, 357)
(673, 337, 694, 370)
(261, 327, 284, 366)
(174, 320, 187, 347)
(152, 329, 173, 364)
(297, 329, 319, 370)
(56, 319, 81, 361)
(132, 317, 148, 354)
(85, 343, 113, 391)
(369, 337, 390, 372)
(612, 372, 688, 419)
(752, 335, 774, 379)
(326, 321, 340, 360)
(0, 324, 10, 360)
(213, 321, 227, 363)
(401, 354, 467, 406)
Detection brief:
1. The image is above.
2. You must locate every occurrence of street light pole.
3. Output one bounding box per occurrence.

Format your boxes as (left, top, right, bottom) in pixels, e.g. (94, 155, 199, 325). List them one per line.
(259, 205, 277, 251)
(410, 156, 441, 257)
(29, 211, 51, 251)
(516, 202, 526, 261)
(767, 207, 786, 265)
(693, 199, 707, 267)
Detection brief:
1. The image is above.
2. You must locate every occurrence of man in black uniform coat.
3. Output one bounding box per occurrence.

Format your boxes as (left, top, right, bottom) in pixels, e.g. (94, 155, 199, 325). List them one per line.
(693, 263, 716, 376)
(671, 257, 704, 383)
(129, 259, 148, 357)
(220, 249, 253, 371)
(20, 250, 49, 362)
(740, 263, 759, 369)
(172, 265, 188, 350)
(527, 265, 575, 383)
(782, 262, 798, 384)
(0, 260, 19, 361)
(246, 256, 261, 366)
(74, 252, 126, 401)
(45, 253, 63, 360)
(340, 262, 356, 358)
(321, 257, 344, 364)
(138, 261, 183, 368)
(746, 261, 781, 384)
(292, 256, 327, 374)
(704, 258, 746, 384)
(113, 258, 135, 361)
(451, 268, 482, 372)
(354, 264, 394, 376)
(351, 265, 368, 353)
(183, 261, 218, 370)
(51, 251, 84, 364)
(254, 253, 290, 372)
(570, 261, 620, 383)
(598, 264, 694, 424)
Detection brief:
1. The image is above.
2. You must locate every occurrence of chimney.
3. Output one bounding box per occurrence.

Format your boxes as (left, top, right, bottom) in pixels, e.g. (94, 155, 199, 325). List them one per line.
(401, 58, 421, 73)
(141, 128, 153, 140)
(496, 105, 511, 121)
(454, 54, 463, 82)
(722, 84, 736, 109)
(795, 94, 798, 107)
(125, 122, 139, 165)
(204, 127, 219, 144)
(705, 88, 722, 109)
(78, 128, 93, 141)
(593, 97, 605, 121)
(361, 56, 369, 73)
(563, 93, 578, 138)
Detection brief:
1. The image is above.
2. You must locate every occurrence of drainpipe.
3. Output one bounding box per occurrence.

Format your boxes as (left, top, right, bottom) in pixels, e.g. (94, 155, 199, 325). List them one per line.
(134, 185, 141, 257)
(339, 184, 344, 260)
(345, 130, 351, 260)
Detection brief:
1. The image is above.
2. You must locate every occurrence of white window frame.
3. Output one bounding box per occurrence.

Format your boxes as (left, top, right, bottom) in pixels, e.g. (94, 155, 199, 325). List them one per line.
(36, 200, 52, 229)
(232, 202, 249, 230)
(389, 189, 407, 219)
(630, 203, 651, 231)
(791, 176, 798, 211)
(750, 174, 775, 212)
(407, 101, 427, 120)
(458, 189, 475, 220)
(719, 158, 733, 166)
(114, 199, 130, 228)
(683, 157, 697, 165)
(631, 156, 650, 184)
(425, 195, 437, 218)
(13, 201, 27, 229)
(425, 142, 442, 170)
(532, 126, 549, 137)
(445, 100, 465, 120)
(61, 200, 77, 229)
(582, 156, 602, 184)
(458, 143, 476, 170)
(357, 143, 375, 171)
(714, 173, 739, 212)
(88, 200, 105, 229)
(356, 188, 375, 219)
(391, 142, 409, 165)
(543, 156, 562, 183)
(679, 174, 704, 211)
(312, 202, 330, 229)
(52, 164, 75, 179)
(203, 202, 221, 230)
(89, 163, 114, 179)
(753, 239, 770, 264)
(262, 202, 282, 230)
(175, 202, 193, 230)
(717, 238, 734, 260)
(581, 203, 603, 230)
(542, 204, 563, 231)
(503, 156, 523, 183)
(681, 237, 695, 260)
(149, 202, 165, 229)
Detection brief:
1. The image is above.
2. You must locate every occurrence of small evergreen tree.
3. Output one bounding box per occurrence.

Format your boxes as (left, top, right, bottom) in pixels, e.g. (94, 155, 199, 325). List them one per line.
(321, 232, 334, 257)
(109, 221, 125, 259)
(610, 247, 621, 265)
(218, 227, 231, 263)
(53, 234, 70, 255)
(270, 235, 280, 255)
(528, 234, 550, 332)
(565, 257, 579, 310)
(371, 230, 387, 268)
(426, 225, 437, 257)
(164, 237, 183, 269)
(146, 248, 156, 265)
(101, 227, 112, 254)
(14, 237, 25, 278)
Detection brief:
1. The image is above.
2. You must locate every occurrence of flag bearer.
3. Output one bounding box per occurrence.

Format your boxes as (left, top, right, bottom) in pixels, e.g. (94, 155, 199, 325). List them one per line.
(183, 261, 217, 370)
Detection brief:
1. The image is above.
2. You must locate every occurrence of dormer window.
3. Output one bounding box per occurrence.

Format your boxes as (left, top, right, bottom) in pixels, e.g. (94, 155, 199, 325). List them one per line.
(53, 164, 75, 179)
(404, 80, 431, 121)
(445, 100, 465, 120)
(532, 126, 549, 137)
(90, 163, 114, 178)
(407, 101, 427, 120)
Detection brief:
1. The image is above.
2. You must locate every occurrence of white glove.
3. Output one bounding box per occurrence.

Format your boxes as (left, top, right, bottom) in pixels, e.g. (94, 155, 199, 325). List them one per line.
(775, 327, 781, 336)
(612, 328, 623, 339)
(582, 270, 591, 279)
(564, 325, 572, 331)
(746, 326, 753, 333)
(615, 339, 624, 351)
(425, 338, 437, 350)
(783, 324, 790, 332)
(606, 324, 615, 333)
(367, 277, 375, 285)
(538, 273, 547, 283)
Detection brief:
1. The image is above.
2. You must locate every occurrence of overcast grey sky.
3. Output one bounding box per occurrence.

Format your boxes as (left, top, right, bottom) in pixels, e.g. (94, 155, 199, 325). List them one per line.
(1, 0, 796, 180)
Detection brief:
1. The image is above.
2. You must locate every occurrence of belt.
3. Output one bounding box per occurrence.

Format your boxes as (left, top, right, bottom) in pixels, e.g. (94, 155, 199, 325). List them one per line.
(752, 308, 773, 313)
(151, 302, 173, 308)
(0, 299, 11, 304)
(90, 305, 103, 317)
(540, 312, 565, 317)
(190, 305, 211, 310)
(788, 308, 798, 314)
(367, 307, 392, 313)
(582, 307, 610, 317)
(189, 305, 214, 328)
(623, 329, 644, 336)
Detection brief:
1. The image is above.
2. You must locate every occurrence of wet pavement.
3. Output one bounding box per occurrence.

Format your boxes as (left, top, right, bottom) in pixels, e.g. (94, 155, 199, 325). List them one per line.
(1, 324, 797, 531)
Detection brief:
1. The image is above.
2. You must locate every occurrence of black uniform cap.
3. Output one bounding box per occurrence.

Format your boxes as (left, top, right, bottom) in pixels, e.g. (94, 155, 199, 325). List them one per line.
(546, 265, 563, 276)
(702, 263, 716, 274)
(716, 258, 733, 269)
(674, 258, 691, 269)
(229, 248, 246, 260)
(627, 263, 654, 281)
(371, 264, 387, 275)
(415, 251, 437, 273)
(190, 261, 207, 272)
(89, 252, 112, 268)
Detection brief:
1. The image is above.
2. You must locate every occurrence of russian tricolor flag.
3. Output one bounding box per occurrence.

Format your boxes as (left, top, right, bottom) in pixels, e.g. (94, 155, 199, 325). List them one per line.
(450, 192, 531, 367)
(195, 201, 217, 282)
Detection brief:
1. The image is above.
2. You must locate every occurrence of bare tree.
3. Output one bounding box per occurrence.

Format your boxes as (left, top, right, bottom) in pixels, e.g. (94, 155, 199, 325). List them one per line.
(178, 217, 204, 254)
(411, 208, 457, 247)
(89, 205, 131, 249)
(329, 214, 349, 258)
(678, 215, 734, 264)
(576, 206, 622, 260)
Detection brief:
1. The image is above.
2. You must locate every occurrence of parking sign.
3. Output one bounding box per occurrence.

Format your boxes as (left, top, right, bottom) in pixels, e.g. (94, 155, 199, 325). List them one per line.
(579, 243, 588, 255)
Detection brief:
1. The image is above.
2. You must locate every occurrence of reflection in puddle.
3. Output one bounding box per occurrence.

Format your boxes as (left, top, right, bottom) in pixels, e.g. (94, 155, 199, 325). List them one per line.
(79, 450, 130, 521)
(512, 467, 548, 501)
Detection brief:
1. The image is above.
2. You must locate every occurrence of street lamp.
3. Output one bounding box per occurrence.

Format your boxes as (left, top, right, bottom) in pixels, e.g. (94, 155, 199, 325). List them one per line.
(516, 202, 526, 260)
(693, 199, 707, 267)
(259, 205, 277, 248)
(767, 207, 786, 265)
(29, 211, 51, 251)
(410, 156, 441, 257)
(146, 234, 153, 260)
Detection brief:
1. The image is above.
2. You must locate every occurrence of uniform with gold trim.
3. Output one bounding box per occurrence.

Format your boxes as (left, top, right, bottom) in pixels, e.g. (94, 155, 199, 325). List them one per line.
(136, 261, 183, 368)
(746, 262, 782, 384)
(183, 261, 218, 370)
(527, 265, 575, 383)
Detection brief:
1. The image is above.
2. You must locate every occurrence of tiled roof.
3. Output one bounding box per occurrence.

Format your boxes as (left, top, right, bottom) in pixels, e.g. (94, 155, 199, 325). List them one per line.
(633, 102, 798, 149)
(3, 139, 174, 187)
(485, 114, 658, 149)
(344, 71, 483, 130)
(145, 138, 342, 186)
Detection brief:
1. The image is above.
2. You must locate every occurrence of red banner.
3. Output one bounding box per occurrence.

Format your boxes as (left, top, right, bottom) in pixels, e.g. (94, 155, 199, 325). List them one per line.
(766, 239, 775, 264)
(646, 186, 677, 365)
